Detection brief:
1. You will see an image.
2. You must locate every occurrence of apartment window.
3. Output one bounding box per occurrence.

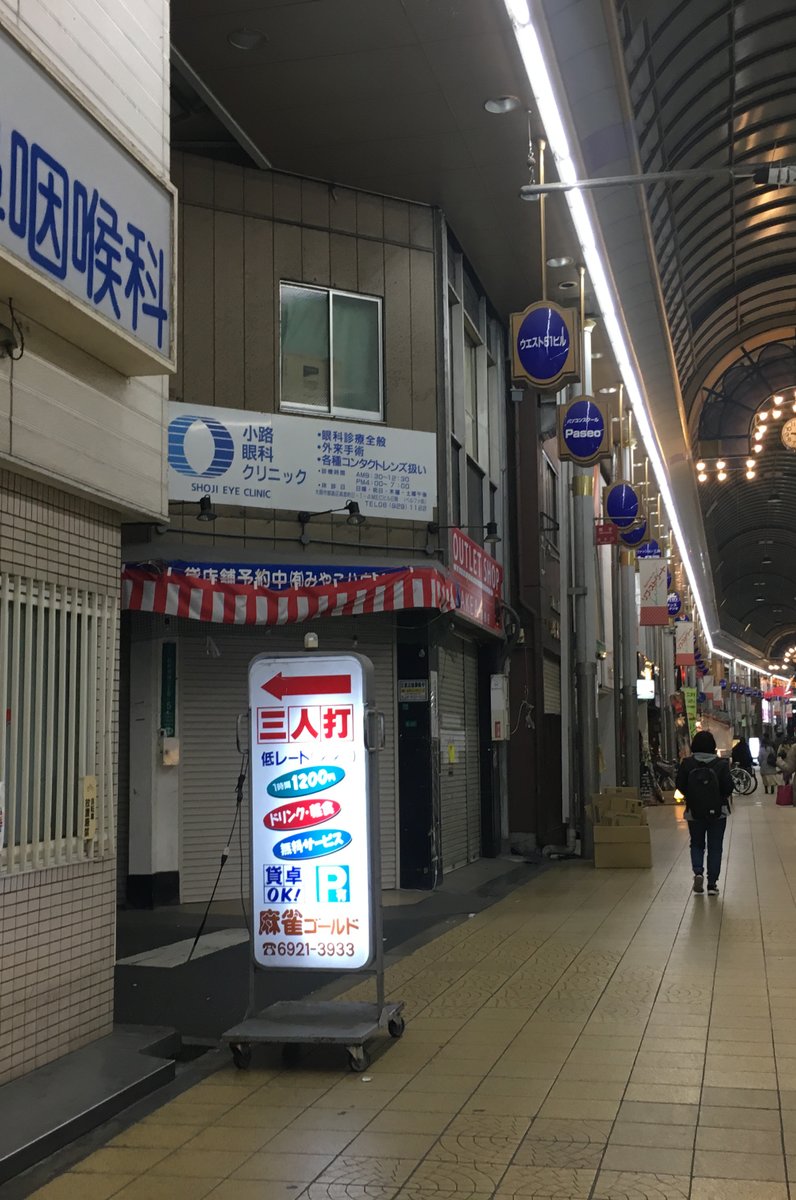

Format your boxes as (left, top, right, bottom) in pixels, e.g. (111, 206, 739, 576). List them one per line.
(280, 283, 382, 420)
(541, 456, 559, 551)
(0, 575, 117, 873)
(451, 440, 462, 526)
(467, 459, 484, 544)
(464, 336, 478, 458)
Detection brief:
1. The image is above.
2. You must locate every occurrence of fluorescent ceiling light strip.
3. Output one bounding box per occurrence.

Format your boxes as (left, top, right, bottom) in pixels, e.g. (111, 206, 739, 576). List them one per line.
(505, 3, 763, 666)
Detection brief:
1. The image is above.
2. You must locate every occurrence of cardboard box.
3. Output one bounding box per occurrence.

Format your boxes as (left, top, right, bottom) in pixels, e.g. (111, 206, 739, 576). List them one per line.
(594, 824, 652, 869)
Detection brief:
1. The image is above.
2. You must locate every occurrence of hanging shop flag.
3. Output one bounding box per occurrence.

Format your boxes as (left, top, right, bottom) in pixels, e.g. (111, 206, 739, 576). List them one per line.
(604, 480, 641, 529)
(683, 687, 698, 739)
(557, 396, 611, 466)
(639, 558, 669, 625)
(510, 300, 581, 390)
(675, 621, 696, 666)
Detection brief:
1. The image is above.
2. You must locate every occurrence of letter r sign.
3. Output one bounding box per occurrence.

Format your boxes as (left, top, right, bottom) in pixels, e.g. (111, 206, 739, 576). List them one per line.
(316, 865, 350, 903)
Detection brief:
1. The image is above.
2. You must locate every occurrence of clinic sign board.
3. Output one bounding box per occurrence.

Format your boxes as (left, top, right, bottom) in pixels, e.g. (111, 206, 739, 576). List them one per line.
(249, 652, 375, 971)
(449, 527, 504, 631)
(510, 301, 580, 390)
(0, 26, 174, 373)
(558, 396, 611, 466)
(168, 402, 437, 521)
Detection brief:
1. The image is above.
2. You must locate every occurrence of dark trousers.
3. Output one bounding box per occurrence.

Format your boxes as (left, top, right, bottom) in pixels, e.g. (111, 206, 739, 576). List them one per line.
(689, 817, 726, 884)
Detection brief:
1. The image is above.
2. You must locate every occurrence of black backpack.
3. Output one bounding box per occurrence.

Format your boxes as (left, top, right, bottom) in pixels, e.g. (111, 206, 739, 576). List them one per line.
(768, 748, 777, 767)
(687, 758, 723, 821)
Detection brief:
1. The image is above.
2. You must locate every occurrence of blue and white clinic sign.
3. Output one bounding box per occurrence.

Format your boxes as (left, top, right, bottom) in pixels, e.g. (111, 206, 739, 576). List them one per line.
(604, 480, 640, 529)
(249, 652, 375, 971)
(558, 396, 610, 466)
(0, 27, 174, 370)
(668, 592, 682, 616)
(168, 402, 437, 520)
(510, 300, 579, 390)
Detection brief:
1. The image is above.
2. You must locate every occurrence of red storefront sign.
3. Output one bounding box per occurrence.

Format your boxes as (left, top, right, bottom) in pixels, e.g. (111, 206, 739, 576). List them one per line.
(595, 521, 619, 545)
(449, 528, 504, 632)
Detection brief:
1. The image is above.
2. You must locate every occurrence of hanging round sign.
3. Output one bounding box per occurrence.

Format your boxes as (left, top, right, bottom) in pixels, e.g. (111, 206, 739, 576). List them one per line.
(604, 480, 641, 529)
(720, 679, 727, 689)
(667, 591, 682, 616)
(636, 539, 662, 558)
(620, 519, 649, 548)
(510, 301, 580, 390)
(558, 396, 610, 466)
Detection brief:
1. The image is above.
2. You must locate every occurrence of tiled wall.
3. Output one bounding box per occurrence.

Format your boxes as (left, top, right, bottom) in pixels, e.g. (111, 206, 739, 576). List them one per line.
(0, 470, 121, 1085)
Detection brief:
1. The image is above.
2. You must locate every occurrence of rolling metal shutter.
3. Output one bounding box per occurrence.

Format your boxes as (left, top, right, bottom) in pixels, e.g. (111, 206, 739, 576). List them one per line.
(543, 654, 562, 715)
(463, 643, 482, 863)
(116, 627, 130, 904)
(178, 618, 398, 902)
(439, 642, 481, 872)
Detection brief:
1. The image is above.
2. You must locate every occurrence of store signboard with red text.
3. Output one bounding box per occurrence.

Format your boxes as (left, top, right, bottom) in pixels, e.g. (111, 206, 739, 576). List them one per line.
(449, 528, 503, 632)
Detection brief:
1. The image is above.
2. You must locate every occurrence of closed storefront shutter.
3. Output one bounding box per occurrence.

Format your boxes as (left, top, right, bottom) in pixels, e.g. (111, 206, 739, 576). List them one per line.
(116, 628, 131, 904)
(463, 642, 482, 862)
(543, 654, 561, 715)
(439, 641, 481, 872)
(178, 618, 398, 902)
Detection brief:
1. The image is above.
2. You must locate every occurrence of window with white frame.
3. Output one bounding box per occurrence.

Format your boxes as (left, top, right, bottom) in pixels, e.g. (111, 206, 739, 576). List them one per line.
(0, 575, 117, 873)
(280, 282, 383, 420)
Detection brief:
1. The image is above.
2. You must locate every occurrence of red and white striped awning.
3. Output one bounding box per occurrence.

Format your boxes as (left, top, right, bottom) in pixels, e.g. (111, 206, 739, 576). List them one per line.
(122, 564, 457, 625)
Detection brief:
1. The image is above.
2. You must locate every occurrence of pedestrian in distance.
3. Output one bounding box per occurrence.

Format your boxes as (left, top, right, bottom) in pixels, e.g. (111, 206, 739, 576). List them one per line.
(676, 730, 733, 897)
(731, 735, 754, 773)
(760, 735, 778, 795)
(779, 742, 796, 806)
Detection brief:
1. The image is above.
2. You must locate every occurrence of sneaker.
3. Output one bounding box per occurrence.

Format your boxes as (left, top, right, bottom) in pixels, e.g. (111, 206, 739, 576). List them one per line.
(693, 874, 704, 894)
(707, 883, 720, 896)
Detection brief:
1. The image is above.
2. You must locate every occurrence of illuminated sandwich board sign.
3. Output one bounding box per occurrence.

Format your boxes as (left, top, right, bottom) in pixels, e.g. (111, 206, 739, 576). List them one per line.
(249, 652, 376, 971)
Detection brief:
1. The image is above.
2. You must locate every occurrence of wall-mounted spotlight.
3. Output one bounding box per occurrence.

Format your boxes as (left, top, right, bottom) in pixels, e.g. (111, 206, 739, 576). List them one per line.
(297, 501, 365, 545)
(197, 495, 217, 522)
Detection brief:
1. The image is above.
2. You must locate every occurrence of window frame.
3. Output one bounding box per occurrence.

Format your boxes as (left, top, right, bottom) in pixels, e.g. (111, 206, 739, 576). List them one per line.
(278, 280, 384, 423)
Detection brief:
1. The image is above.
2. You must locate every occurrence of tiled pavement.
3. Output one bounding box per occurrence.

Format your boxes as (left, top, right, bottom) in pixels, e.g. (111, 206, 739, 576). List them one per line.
(28, 799, 796, 1199)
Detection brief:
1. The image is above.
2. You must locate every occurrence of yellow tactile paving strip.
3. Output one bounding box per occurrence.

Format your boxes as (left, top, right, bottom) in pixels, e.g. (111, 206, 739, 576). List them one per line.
(29, 800, 796, 1199)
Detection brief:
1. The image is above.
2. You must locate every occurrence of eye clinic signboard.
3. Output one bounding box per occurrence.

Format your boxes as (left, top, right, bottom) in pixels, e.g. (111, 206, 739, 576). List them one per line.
(510, 301, 581, 390)
(557, 396, 611, 466)
(249, 652, 377, 971)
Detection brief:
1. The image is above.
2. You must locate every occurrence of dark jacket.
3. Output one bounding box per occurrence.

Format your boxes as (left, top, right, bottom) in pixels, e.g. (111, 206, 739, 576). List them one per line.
(731, 741, 754, 772)
(676, 753, 734, 819)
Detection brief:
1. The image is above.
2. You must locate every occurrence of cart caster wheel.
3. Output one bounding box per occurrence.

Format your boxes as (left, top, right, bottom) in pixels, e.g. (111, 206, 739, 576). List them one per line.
(231, 1042, 252, 1070)
(282, 1043, 301, 1067)
(347, 1046, 371, 1073)
(388, 1016, 406, 1039)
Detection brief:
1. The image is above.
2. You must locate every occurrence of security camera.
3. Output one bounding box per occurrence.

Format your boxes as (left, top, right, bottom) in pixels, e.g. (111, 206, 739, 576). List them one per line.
(0, 323, 18, 358)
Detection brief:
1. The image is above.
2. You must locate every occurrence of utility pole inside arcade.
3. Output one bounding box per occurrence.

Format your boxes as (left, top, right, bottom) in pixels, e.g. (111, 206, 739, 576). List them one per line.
(572, 264, 599, 856)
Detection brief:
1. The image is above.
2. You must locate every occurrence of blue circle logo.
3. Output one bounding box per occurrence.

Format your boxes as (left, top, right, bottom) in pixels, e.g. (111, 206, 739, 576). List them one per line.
(168, 414, 235, 478)
(516, 305, 570, 384)
(636, 539, 661, 558)
(605, 482, 640, 529)
(562, 399, 606, 462)
(667, 591, 682, 616)
(620, 519, 648, 547)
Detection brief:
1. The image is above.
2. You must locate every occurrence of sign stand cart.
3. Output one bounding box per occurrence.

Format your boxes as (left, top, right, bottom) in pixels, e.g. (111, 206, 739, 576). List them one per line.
(223, 651, 404, 1073)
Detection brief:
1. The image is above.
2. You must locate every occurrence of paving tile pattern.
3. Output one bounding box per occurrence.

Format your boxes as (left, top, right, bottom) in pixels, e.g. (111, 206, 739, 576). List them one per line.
(29, 802, 796, 1198)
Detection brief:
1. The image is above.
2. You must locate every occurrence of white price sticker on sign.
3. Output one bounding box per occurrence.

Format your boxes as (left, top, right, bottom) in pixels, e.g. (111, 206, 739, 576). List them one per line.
(249, 653, 375, 971)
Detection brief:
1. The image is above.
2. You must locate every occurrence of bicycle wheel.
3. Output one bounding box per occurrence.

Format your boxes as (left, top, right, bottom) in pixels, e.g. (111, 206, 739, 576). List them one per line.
(747, 769, 758, 795)
(731, 766, 754, 795)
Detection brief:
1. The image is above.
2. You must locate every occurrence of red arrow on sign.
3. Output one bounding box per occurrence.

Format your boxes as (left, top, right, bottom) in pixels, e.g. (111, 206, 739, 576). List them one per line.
(261, 672, 352, 700)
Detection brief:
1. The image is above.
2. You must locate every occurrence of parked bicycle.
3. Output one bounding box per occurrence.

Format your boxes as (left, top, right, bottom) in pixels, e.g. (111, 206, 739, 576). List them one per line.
(730, 764, 757, 795)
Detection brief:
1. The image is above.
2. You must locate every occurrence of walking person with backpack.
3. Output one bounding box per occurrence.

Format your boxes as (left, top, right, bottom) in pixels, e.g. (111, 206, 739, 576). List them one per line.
(676, 730, 734, 896)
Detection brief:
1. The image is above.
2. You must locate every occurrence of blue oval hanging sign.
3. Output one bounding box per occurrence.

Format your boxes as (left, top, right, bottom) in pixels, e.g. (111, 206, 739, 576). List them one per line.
(636, 539, 662, 559)
(620, 519, 649, 548)
(667, 591, 682, 616)
(604, 480, 640, 529)
(559, 396, 610, 466)
(510, 301, 580, 390)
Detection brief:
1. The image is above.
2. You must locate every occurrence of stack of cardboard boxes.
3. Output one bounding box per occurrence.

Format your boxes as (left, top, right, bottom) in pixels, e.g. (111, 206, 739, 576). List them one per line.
(589, 788, 652, 869)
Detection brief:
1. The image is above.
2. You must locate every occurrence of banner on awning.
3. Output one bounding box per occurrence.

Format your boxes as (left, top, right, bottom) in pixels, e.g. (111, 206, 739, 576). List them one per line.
(675, 621, 695, 666)
(639, 558, 668, 626)
(123, 563, 457, 626)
